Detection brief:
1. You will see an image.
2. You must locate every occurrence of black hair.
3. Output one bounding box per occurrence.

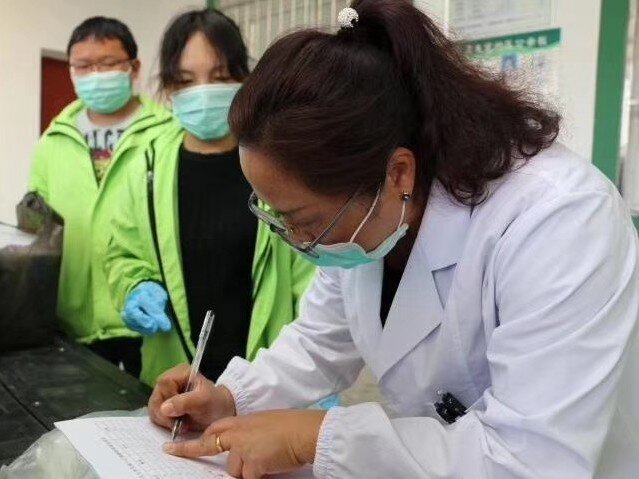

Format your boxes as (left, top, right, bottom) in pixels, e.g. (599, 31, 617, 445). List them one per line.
(230, 0, 560, 205)
(67, 16, 138, 58)
(159, 8, 249, 91)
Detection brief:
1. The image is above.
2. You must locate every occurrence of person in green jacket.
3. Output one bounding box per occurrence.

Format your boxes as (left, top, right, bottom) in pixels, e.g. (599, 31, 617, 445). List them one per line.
(104, 8, 316, 387)
(28, 17, 173, 376)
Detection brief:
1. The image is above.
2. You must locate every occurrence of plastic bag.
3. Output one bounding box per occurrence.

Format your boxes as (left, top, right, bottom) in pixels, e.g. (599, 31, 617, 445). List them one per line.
(0, 408, 147, 479)
(0, 192, 63, 352)
(0, 408, 319, 479)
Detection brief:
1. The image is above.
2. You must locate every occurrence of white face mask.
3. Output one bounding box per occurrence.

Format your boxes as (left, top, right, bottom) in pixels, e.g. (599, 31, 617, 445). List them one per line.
(171, 83, 241, 140)
(301, 189, 409, 269)
(72, 70, 133, 114)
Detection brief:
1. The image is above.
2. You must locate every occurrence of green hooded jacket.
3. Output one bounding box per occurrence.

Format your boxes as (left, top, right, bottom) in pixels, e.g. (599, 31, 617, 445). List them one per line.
(104, 124, 316, 386)
(28, 97, 174, 343)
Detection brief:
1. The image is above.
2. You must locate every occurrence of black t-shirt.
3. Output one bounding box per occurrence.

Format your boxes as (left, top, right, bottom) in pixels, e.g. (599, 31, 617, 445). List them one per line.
(380, 263, 403, 327)
(178, 145, 257, 381)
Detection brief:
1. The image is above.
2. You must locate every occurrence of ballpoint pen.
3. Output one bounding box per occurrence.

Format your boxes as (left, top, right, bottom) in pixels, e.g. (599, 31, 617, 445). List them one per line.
(171, 309, 215, 442)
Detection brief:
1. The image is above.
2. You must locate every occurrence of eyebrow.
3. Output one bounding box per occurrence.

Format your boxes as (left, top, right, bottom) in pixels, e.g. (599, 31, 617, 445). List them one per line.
(72, 55, 123, 63)
(178, 65, 228, 75)
(255, 193, 308, 218)
(277, 205, 308, 217)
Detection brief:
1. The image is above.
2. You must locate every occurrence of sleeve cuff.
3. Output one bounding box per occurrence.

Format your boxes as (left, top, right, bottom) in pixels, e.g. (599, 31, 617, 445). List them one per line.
(215, 357, 254, 416)
(312, 406, 345, 479)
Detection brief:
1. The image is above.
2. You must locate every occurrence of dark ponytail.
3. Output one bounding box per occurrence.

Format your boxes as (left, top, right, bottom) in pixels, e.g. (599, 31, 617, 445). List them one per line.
(230, 0, 560, 205)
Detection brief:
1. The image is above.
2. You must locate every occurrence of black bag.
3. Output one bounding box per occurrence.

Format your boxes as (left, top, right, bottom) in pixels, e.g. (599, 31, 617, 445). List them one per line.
(0, 193, 64, 352)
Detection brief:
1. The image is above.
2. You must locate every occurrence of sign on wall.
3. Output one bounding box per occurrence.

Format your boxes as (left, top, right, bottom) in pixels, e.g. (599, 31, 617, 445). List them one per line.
(462, 28, 562, 100)
(449, 0, 554, 39)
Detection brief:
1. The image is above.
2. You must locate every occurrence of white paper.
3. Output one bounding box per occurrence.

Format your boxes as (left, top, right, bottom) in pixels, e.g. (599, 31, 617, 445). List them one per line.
(0, 223, 36, 248)
(56, 417, 232, 479)
(56, 416, 314, 479)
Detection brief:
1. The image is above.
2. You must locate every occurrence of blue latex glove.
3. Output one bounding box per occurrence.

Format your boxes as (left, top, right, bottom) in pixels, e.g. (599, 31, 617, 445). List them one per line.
(315, 394, 341, 410)
(122, 281, 173, 335)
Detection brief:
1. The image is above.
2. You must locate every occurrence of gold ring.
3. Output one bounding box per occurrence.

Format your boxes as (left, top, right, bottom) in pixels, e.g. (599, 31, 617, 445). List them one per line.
(215, 435, 224, 454)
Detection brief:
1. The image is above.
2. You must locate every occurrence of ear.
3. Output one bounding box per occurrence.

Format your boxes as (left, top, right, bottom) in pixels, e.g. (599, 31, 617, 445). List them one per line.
(130, 59, 141, 81)
(385, 147, 417, 198)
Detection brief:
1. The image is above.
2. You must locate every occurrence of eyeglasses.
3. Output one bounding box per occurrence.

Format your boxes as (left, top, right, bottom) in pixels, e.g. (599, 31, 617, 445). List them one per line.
(69, 58, 133, 76)
(248, 188, 362, 257)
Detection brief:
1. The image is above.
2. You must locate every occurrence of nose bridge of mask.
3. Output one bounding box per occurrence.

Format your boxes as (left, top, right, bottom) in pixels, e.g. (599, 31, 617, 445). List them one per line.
(73, 69, 131, 86)
(172, 83, 241, 110)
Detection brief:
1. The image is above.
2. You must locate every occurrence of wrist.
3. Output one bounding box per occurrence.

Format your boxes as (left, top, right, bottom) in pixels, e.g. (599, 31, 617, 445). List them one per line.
(298, 410, 327, 464)
(217, 385, 237, 417)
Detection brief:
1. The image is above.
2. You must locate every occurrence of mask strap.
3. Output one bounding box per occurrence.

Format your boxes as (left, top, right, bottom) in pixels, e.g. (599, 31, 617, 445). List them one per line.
(350, 188, 381, 242)
(397, 199, 407, 229)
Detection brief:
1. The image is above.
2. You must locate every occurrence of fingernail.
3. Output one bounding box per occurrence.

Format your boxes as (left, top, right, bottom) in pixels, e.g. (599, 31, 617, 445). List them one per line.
(163, 442, 174, 453)
(161, 401, 176, 416)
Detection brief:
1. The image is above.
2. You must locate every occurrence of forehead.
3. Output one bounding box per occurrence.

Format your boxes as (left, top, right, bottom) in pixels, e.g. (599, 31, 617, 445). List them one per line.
(69, 37, 128, 60)
(240, 146, 311, 200)
(239, 147, 295, 199)
(239, 146, 340, 215)
(179, 31, 223, 71)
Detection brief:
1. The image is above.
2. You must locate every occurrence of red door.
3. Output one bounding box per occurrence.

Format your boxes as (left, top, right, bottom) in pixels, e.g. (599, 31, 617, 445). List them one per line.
(41, 56, 76, 133)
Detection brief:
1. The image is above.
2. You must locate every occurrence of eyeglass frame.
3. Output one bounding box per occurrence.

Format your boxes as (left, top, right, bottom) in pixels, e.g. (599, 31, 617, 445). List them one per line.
(69, 58, 134, 76)
(248, 187, 364, 257)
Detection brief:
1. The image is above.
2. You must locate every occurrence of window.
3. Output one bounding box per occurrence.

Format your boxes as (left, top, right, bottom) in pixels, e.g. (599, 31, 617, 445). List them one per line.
(218, 0, 351, 60)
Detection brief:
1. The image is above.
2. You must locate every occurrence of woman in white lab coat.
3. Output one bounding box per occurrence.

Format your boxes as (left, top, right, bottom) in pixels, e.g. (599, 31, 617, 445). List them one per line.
(149, 1, 639, 477)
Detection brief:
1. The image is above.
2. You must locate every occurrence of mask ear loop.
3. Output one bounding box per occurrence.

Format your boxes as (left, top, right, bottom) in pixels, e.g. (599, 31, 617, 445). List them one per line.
(397, 192, 411, 229)
(126, 67, 138, 96)
(350, 188, 411, 242)
(349, 188, 381, 242)
(397, 198, 407, 229)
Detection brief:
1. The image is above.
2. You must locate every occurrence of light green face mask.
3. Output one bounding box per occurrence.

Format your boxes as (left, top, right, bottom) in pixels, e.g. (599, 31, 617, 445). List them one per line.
(72, 70, 133, 114)
(171, 83, 241, 141)
(301, 190, 409, 269)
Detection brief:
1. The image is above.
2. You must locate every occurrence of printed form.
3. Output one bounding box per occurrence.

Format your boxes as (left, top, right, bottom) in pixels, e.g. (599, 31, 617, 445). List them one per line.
(56, 416, 314, 479)
(56, 416, 230, 478)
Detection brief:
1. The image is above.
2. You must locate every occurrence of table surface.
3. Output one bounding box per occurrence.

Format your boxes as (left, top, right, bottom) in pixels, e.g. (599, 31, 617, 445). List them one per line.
(0, 337, 151, 466)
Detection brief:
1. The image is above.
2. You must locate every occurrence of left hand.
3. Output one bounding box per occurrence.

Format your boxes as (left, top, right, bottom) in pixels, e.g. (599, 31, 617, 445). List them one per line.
(163, 409, 327, 479)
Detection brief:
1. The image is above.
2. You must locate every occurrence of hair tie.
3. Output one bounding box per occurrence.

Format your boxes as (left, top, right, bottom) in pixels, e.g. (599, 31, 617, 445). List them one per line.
(337, 7, 359, 29)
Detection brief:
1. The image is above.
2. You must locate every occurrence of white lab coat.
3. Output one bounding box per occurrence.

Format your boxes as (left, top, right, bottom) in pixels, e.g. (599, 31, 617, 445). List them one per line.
(217, 144, 639, 478)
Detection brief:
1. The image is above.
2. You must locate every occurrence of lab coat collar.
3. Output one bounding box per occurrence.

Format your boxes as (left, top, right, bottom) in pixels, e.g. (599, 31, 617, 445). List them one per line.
(351, 182, 472, 379)
(418, 182, 472, 272)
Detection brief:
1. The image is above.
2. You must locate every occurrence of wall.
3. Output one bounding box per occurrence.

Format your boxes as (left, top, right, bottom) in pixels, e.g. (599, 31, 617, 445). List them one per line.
(415, 0, 603, 162)
(0, 0, 201, 224)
